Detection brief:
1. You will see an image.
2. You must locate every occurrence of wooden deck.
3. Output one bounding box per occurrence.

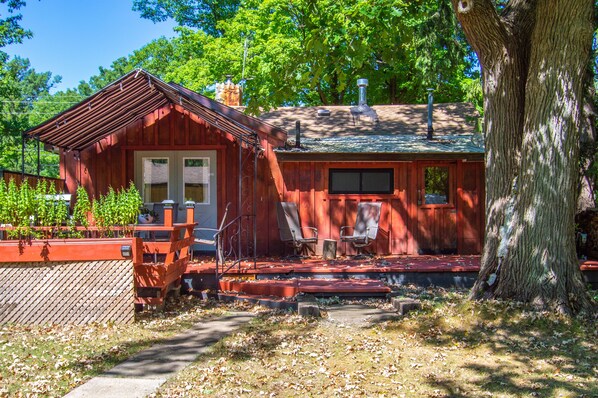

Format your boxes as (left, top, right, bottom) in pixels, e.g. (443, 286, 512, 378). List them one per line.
(183, 256, 598, 299)
(186, 255, 483, 275)
(185, 255, 482, 298)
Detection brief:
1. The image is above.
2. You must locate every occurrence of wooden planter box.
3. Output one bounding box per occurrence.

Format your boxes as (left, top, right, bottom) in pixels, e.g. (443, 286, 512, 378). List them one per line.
(0, 219, 197, 323)
(0, 238, 139, 324)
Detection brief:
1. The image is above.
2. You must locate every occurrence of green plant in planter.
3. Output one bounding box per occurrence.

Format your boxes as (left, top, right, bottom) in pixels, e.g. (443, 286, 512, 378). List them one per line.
(92, 187, 117, 237)
(48, 183, 69, 237)
(118, 183, 143, 235)
(18, 180, 35, 228)
(34, 179, 51, 238)
(91, 183, 143, 237)
(0, 178, 8, 226)
(72, 185, 91, 229)
(0, 178, 43, 239)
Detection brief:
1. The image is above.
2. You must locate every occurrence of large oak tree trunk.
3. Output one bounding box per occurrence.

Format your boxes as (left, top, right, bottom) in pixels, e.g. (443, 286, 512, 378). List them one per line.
(452, 0, 596, 315)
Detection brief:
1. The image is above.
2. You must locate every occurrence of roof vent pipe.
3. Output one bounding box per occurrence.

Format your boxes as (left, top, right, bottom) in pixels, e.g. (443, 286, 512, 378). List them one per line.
(427, 88, 434, 140)
(295, 120, 301, 148)
(357, 78, 368, 110)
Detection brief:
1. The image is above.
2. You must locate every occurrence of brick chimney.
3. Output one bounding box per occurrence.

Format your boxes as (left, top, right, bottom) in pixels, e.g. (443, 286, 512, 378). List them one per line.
(215, 77, 243, 106)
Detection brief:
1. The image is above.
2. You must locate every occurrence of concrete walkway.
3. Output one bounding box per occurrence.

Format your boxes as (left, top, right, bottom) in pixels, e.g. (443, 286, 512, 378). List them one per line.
(325, 304, 400, 325)
(64, 312, 255, 398)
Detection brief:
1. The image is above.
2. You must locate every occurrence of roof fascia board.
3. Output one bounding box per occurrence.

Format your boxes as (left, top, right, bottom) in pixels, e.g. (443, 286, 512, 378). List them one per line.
(275, 152, 484, 162)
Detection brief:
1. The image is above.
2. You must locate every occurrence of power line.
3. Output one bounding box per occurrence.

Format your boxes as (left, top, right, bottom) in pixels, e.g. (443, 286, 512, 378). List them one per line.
(1, 112, 68, 115)
(0, 100, 82, 104)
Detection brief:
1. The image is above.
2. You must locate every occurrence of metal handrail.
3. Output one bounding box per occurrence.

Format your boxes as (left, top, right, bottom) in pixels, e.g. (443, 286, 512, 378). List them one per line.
(214, 213, 256, 279)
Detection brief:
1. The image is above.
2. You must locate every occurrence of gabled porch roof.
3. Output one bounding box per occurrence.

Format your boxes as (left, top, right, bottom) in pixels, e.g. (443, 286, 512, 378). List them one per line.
(25, 69, 287, 151)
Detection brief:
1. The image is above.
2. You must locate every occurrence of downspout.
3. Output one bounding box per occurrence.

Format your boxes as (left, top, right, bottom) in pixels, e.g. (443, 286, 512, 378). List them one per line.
(253, 134, 258, 269)
(238, 136, 243, 272)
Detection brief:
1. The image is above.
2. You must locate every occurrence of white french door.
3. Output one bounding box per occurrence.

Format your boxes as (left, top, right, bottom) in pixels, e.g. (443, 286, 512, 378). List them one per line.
(134, 151, 218, 247)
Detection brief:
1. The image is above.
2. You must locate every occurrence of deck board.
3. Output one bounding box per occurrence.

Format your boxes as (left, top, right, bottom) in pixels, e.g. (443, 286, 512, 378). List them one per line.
(186, 255, 483, 275)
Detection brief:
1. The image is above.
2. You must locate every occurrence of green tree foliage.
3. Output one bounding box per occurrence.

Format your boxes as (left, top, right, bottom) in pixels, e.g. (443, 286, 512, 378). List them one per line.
(145, 0, 478, 113)
(37, 0, 480, 126)
(0, 1, 61, 176)
(0, 55, 59, 175)
(132, 0, 241, 36)
(0, 0, 31, 47)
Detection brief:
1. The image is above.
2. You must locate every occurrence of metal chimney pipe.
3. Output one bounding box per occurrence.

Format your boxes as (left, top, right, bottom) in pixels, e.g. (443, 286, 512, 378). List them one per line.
(427, 88, 434, 140)
(357, 78, 368, 108)
(295, 120, 301, 148)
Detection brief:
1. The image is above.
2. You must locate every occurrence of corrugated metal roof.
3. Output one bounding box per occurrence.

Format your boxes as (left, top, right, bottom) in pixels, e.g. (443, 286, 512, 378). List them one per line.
(25, 70, 287, 151)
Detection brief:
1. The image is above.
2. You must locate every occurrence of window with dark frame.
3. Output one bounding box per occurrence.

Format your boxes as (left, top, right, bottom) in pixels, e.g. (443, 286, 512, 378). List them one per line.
(329, 169, 393, 194)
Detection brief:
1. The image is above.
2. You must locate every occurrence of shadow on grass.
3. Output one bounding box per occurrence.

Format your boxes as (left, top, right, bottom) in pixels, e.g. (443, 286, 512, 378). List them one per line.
(382, 286, 597, 397)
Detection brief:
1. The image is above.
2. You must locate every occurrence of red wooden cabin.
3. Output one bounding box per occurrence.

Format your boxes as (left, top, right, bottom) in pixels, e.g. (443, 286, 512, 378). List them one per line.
(26, 70, 484, 257)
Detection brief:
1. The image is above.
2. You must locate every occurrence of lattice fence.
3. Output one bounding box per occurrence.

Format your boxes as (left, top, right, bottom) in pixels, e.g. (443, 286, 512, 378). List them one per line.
(0, 260, 134, 324)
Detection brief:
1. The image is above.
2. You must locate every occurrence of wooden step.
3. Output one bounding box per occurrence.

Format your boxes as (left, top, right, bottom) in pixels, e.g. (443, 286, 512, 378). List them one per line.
(219, 278, 391, 298)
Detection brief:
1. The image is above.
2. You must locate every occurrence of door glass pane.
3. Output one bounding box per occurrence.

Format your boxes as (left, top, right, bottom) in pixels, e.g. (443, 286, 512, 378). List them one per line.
(424, 166, 449, 204)
(143, 158, 169, 203)
(183, 158, 210, 204)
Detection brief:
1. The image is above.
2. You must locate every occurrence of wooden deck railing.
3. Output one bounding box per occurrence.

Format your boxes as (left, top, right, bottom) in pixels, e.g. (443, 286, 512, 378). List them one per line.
(0, 202, 199, 309)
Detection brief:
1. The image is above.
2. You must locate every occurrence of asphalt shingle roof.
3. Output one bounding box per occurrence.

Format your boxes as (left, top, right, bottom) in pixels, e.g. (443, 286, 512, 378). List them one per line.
(258, 103, 484, 154)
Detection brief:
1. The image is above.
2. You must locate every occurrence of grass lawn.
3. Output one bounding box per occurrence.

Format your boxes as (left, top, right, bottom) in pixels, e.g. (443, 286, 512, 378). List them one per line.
(1, 287, 596, 398)
(0, 298, 242, 397)
(153, 287, 597, 398)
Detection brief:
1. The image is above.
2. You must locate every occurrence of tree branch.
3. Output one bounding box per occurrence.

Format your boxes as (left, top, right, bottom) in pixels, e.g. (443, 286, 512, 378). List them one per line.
(451, 0, 508, 66)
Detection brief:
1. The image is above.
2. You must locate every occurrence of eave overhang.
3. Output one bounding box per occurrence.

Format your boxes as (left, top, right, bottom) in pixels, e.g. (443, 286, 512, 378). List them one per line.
(25, 69, 288, 151)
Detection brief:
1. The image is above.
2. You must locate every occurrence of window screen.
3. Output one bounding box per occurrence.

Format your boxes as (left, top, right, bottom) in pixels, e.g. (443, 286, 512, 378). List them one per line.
(329, 169, 393, 194)
(142, 158, 169, 203)
(183, 157, 210, 204)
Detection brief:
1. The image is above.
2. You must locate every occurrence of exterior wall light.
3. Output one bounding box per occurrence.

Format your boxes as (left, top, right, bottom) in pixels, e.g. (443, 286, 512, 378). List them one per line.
(120, 245, 133, 258)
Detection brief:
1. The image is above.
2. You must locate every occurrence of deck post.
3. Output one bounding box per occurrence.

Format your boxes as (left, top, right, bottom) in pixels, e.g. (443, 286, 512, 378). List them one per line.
(162, 199, 174, 227)
(185, 201, 195, 224)
(185, 201, 196, 260)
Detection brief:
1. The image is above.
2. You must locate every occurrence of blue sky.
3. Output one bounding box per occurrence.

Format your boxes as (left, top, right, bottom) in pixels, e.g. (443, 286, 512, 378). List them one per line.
(4, 0, 177, 92)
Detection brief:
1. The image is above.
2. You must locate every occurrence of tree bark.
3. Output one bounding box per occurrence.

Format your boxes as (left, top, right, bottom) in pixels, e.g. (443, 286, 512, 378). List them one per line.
(577, 63, 596, 212)
(452, 0, 596, 315)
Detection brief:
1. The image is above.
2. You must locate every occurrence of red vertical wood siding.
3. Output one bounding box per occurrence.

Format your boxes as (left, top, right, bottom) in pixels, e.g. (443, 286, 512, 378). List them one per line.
(60, 103, 484, 256)
(457, 161, 484, 254)
(277, 160, 484, 256)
